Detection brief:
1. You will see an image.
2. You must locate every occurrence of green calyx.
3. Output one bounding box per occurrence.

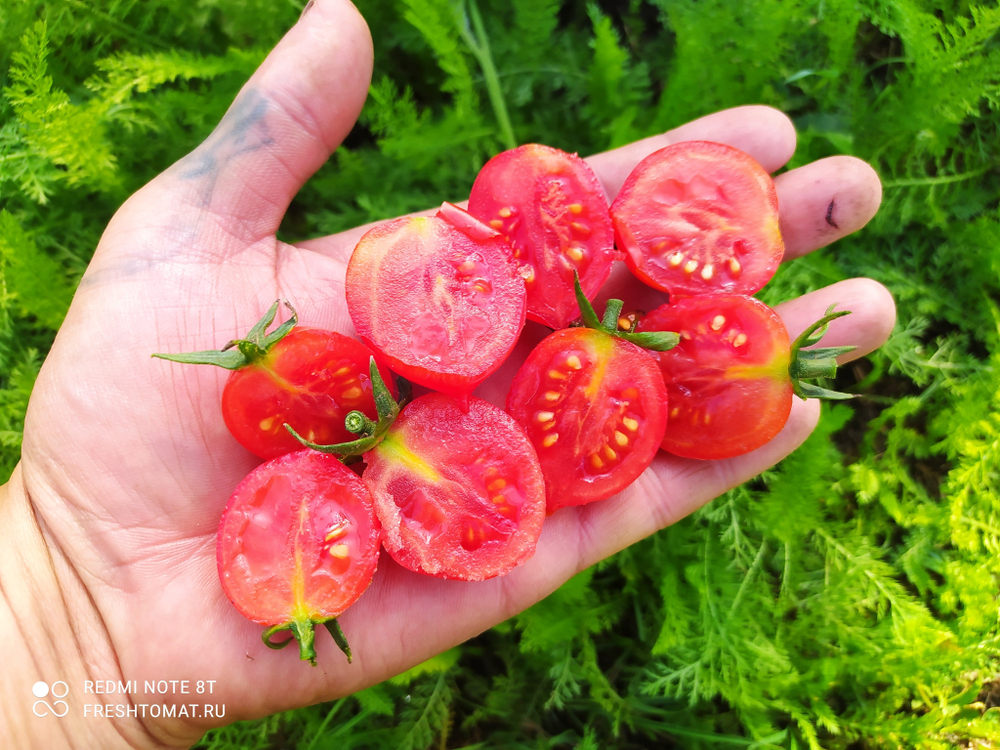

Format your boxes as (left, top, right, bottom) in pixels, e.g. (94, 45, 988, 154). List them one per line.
(152, 299, 297, 369)
(789, 305, 858, 400)
(573, 273, 679, 352)
(262, 617, 352, 666)
(286, 357, 407, 460)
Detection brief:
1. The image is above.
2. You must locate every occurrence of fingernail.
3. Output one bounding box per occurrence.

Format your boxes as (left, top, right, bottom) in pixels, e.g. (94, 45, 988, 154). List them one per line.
(299, 0, 315, 20)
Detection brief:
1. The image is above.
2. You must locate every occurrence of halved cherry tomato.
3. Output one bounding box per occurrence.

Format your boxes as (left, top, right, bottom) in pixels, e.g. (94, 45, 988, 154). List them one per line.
(346, 203, 526, 410)
(505, 278, 674, 512)
(506, 328, 667, 512)
(217, 449, 381, 664)
(154, 302, 396, 460)
(610, 141, 783, 297)
(638, 295, 790, 459)
(468, 144, 616, 329)
(362, 393, 546, 581)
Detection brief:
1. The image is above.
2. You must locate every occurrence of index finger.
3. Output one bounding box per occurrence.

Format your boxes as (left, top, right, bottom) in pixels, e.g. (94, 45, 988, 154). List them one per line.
(585, 105, 797, 198)
(298, 106, 798, 261)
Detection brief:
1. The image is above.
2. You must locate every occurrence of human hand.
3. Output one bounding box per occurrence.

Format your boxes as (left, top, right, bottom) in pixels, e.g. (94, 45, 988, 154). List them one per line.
(1, 1, 893, 747)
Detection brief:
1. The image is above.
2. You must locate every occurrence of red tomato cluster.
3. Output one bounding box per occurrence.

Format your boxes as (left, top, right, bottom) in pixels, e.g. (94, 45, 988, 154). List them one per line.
(156, 140, 854, 665)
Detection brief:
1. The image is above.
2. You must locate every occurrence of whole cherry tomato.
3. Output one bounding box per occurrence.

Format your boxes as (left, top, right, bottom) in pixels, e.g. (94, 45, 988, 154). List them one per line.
(610, 141, 784, 297)
(345, 202, 526, 411)
(217, 449, 381, 664)
(506, 277, 675, 512)
(154, 301, 396, 460)
(637, 295, 854, 459)
(468, 143, 616, 329)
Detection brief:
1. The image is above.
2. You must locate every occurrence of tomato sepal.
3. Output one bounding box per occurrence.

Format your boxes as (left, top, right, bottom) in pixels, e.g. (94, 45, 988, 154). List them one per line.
(262, 615, 352, 666)
(153, 300, 297, 369)
(789, 306, 857, 401)
(573, 273, 679, 352)
(286, 357, 406, 459)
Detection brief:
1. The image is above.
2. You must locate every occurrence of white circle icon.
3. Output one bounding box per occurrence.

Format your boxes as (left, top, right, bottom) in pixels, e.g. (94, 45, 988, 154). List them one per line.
(32, 681, 49, 698)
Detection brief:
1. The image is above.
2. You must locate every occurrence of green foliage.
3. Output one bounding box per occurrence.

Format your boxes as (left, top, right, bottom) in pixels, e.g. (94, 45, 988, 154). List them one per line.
(3, 0, 1000, 748)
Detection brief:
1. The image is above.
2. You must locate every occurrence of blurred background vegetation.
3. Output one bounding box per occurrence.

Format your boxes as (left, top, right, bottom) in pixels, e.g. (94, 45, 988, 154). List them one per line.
(2, 0, 999, 747)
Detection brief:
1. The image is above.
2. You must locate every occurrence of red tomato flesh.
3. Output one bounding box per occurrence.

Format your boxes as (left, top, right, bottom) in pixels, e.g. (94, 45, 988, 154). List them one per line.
(637, 295, 792, 459)
(346, 207, 526, 409)
(221, 329, 397, 460)
(468, 144, 616, 329)
(362, 393, 546, 581)
(610, 141, 783, 297)
(217, 450, 381, 659)
(506, 328, 667, 512)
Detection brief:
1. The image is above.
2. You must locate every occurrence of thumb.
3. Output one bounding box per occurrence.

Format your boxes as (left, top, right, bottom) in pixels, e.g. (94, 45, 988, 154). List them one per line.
(140, 0, 373, 247)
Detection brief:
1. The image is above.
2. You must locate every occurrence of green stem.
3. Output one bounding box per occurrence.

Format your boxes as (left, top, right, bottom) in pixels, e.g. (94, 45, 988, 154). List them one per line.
(455, 0, 517, 149)
(882, 166, 992, 189)
(261, 617, 352, 666)
(788, 305, 857, 400)
(572, 272, 678, 352)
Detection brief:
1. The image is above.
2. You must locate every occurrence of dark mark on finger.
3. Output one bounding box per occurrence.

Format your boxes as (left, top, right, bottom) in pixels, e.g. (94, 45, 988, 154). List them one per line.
(179, 89, 273, 205)
(299, 0, 315, 20)
(825, 199, 839, 229)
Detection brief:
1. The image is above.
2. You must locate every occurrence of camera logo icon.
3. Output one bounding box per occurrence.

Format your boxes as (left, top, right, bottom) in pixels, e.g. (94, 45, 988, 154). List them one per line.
(32, 681, 69, 718)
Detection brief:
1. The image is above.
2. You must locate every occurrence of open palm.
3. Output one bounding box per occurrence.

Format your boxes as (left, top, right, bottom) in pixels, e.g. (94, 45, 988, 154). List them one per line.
(11, 1, 893, 747)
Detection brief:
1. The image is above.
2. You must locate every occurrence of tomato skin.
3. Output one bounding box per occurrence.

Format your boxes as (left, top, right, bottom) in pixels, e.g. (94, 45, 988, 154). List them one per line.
(220, 329, 397, 460)
(468, 144, 616, 329)
(217, 450, 381, 628)
(610, 141, 783, 297)
(637, 295, 792, 460)
(505, 328, 667, 512)
(346, 212, 526, 410)
(363, 393, 546, 581)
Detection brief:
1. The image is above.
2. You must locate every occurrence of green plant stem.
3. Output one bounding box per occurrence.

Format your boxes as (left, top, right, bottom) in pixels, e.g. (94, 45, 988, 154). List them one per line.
(454, 0, 517, 149)
(882, 166, 992, 189)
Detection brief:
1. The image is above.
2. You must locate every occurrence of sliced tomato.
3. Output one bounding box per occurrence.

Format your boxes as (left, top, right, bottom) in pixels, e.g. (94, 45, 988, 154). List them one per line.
(637, 295, 792, 459)
(468, 144, 615, 329)
(346, 204, 526, 410)
(505, 328, 667, 512)
(222, 329, 397, 459)
(217, 450, 381, 663)
(362, 393, 546, 580)
(610, 141, 783, 297)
